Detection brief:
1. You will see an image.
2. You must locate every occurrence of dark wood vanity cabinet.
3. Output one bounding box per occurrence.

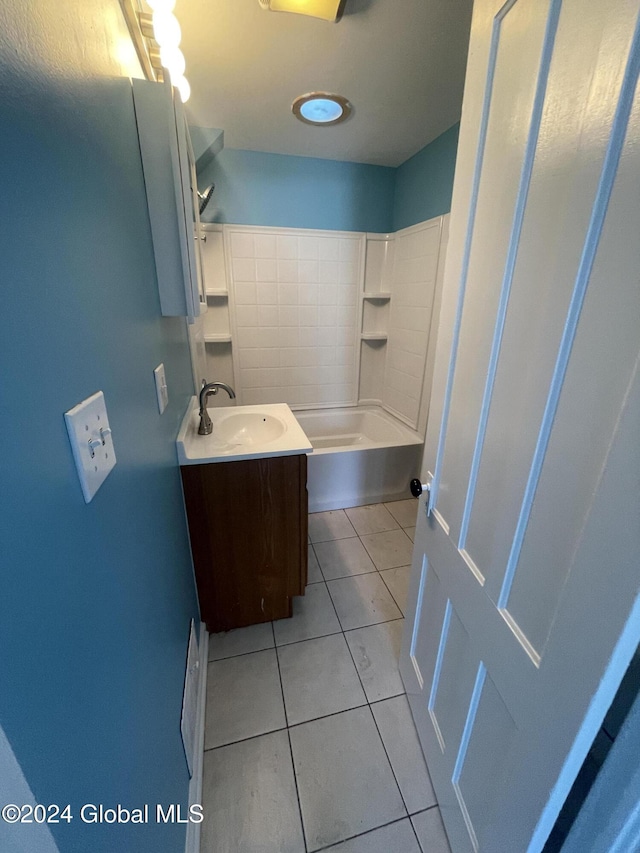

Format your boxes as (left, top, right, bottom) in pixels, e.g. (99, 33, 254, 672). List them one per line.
(180, 454, 308, 633)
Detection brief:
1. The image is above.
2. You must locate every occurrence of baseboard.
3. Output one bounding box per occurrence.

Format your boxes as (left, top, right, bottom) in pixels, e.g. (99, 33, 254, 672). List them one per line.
(308, 489, 411, 513)
(184, 622, 209, 853)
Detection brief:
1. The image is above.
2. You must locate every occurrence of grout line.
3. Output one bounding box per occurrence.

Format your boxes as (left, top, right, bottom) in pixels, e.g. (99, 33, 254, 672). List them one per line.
(286, 701, 370, 732)
(286, 727, 309, 853)
(340, 601, 412, 821)
(311, 815, 419, 853)
(378, 569, 406, 617)
(203, 724, 289, 753)
(274, 634, 309, 853)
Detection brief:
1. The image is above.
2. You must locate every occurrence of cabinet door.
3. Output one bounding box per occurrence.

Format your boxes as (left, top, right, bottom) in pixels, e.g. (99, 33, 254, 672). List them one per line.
(132, 78, 205, 318)
(181, 454, 308, 632)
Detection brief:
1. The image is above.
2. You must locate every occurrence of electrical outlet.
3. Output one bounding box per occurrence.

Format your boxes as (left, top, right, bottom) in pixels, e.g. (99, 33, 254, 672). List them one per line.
(64, 391, 116, 503)
(154, 363, 169, 414)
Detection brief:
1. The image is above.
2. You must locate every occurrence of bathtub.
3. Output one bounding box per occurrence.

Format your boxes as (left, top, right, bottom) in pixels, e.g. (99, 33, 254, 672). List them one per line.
(293, 405, 424, 512)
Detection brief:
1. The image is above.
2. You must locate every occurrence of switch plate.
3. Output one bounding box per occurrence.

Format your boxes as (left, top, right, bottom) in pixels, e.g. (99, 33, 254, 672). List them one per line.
(154, 363, 168, 414)
(64, 391, 116, 503)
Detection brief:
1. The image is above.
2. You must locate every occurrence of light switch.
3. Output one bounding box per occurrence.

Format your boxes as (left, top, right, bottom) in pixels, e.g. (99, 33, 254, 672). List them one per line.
(154, 363, 169, 414)
(64, 391, 117, 503)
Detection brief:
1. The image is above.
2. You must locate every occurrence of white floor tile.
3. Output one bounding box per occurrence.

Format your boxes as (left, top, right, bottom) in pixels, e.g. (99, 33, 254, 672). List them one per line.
(404, 526, 416, 542)
(321, 818, 421, 853)
(361, 529, 414, 571)
(208, 622, 274, 662)
(385, 499, 420, 528)
(345, 504, 400, 536)
(278, 633, 366, 725)
(345, 619, 405, 702)
(205, 649, 286, 749)
(371, 695, 437, 814)
(308, 509, 357, 543)
(308, 544, 323, 584)
(201, 730, 305, 853)
(313, 536, 377, 580)
(289, 706, 406, 851)
(273, 583, 341, 646)
(411, 808, 451, 853)
(380, 565, 412, 615)
(328, 573, 402, 631)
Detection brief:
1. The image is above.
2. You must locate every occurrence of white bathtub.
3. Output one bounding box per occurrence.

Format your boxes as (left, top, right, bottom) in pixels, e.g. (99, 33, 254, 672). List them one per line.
(293, 406, 423, 512)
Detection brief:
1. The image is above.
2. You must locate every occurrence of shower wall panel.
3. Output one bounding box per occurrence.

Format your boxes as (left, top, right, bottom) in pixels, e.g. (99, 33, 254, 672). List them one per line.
(225, 226, 364, 408)
(382, 219, 444, 428)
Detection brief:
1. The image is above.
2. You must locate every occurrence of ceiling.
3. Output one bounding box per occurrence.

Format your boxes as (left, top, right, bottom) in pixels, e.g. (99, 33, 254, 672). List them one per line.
(177, 0, 473, 167)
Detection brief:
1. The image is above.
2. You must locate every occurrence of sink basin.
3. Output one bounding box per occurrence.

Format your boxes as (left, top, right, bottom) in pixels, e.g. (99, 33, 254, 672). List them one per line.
(216, 412, 286, 446)
(176, 399, 313, 465)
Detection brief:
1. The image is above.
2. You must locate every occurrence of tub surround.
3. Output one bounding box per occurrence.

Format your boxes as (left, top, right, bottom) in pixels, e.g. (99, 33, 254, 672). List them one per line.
(295, 406, 423, 512)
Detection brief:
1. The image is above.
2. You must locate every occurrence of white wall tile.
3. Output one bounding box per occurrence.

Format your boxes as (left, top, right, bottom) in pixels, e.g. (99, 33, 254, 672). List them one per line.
(278, 327, 300, 347)
(318, 305, 338, 327)
(339, 238, 360, 262)
(227, 227, 360, 408)
(299, 260, 319, 283)
(234, 282, 257, 304)
(232, 257, 256, 282)
(254, 234, 277, 258)
(279, 306, 299, 327)
(318, 238, 340, 261)
(257, 282, 278, 305)
(278, 283, 299, 304)
(319, 261, 339, 283)
(339, 261, 357, 285)
(299, 285, 318, 305)
(299, 306, 318, 326)
(318, 284, 338, 305)
(235, 305, 258, 327)
(231, 232, 255, 258)
(298, 236, 319, 259)
(258, 305, 279, 326)
(278, 260, 298, 282)
(256, 258, 277, 282)
(240, 348, 279, 369)
(277, 235, 298, 259)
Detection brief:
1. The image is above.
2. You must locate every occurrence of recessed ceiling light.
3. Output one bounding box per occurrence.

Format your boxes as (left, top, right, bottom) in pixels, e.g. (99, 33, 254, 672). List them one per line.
(292, 92, 352, 126)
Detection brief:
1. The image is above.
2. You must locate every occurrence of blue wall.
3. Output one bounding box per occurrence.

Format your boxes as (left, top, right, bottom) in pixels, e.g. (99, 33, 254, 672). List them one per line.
(199, 147, 396, 233)
(198, 126, 459, 234)
(0, 6, 199, 852)
(393, 123, 460, 231)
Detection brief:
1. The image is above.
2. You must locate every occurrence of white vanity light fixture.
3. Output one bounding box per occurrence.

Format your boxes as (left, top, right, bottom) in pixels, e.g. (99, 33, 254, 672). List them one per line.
(145, 0, 191, 102)
(292, 92, 352, 126)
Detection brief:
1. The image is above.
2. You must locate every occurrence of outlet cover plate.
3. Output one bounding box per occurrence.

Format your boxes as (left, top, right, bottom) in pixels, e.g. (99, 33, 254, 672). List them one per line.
(154, 363, 169, 414)
(64, 391, 116, 503)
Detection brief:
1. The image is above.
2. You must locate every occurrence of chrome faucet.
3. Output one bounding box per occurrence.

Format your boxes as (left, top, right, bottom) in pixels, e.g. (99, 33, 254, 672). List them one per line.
(198, 381, 236, 435)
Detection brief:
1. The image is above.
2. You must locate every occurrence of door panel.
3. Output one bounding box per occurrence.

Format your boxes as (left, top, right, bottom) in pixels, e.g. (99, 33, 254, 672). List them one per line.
(401, 0, 640, 850)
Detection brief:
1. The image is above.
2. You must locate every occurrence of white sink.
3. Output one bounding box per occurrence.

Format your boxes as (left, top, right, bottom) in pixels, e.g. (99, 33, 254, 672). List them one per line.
(216, 412, 286, 446)
(177, 399, 313, 465)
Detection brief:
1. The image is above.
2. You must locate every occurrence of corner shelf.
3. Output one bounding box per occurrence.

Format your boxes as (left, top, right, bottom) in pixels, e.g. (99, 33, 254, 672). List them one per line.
(204, 334, 232, 343)
(360, 333, 388, 342)
(362, 292, 391, 300)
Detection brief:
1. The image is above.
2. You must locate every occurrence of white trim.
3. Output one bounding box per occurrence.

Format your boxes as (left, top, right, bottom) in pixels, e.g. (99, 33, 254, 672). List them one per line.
(0, 726, 60, 852)
(184, 623, 208, 853)
(221, 222, 366, 240)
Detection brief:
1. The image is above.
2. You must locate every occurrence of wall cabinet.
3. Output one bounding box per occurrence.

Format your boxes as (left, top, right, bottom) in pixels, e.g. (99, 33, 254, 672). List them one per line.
(180, 454, 308, 633)
(132, 78, 206, 318)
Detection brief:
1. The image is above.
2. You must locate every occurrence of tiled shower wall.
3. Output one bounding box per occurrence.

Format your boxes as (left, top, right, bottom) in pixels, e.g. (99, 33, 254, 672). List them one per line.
(382, 220, 443, 427)
(226, 228, 363, 407)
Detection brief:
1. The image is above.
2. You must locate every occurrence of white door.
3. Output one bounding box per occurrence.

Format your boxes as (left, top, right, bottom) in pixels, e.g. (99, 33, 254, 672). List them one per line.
(400, 1, 640, 851)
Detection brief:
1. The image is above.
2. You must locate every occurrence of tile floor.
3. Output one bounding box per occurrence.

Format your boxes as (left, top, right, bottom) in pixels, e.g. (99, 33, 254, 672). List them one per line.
(201, 501, 451, 853)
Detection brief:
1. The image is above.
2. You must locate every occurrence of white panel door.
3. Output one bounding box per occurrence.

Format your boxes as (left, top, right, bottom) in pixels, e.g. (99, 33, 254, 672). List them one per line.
(400, 1, 640, 851)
